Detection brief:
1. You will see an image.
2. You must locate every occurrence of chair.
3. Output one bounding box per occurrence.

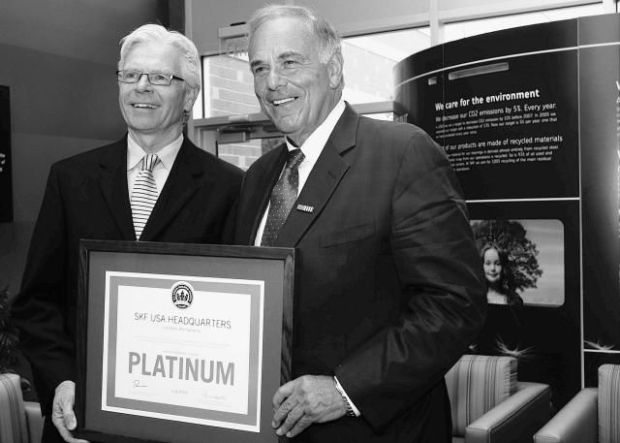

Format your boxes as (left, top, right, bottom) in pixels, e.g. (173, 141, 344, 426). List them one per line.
(0, 373, 43, 443)
(446, 354, 552, 443)
(533, 363, 620, 443)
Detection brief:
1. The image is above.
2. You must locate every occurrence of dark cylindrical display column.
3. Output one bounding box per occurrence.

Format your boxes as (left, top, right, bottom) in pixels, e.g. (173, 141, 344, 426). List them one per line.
(396, 14, 620, 408)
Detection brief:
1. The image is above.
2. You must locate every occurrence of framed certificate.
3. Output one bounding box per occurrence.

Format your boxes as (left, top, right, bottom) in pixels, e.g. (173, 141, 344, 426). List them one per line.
(75, 240, 294, 443)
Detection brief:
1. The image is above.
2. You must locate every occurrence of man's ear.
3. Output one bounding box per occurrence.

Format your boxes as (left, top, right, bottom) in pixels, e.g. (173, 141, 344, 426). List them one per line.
(184, 87, 199, 113)
(327, 52, 344, 90)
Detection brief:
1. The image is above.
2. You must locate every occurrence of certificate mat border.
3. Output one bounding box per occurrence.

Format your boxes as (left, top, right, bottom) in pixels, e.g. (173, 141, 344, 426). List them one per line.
(102, 272, 264, 430)
(76, 240, 294, 443)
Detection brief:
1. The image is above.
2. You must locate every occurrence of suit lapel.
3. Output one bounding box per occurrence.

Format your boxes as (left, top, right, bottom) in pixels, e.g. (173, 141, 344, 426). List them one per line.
(275, 104, 359, 246)
(98, 138, 135, 240)
(140, 139, 209, 241)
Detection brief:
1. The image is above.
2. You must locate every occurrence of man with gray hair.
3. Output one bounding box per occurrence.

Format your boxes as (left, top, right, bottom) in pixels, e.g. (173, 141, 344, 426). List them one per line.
(233, 4, 486, 442)
(11, 24, 242, 442)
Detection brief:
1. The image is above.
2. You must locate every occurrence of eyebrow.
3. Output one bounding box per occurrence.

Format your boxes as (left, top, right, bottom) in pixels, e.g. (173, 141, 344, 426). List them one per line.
(278, 51, 304, 60)
(249, 59, 264, 70)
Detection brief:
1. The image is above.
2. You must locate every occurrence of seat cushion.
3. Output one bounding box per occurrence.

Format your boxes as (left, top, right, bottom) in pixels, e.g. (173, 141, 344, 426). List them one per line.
(445, 354, 517, 436)
(598, 364, 620, 443)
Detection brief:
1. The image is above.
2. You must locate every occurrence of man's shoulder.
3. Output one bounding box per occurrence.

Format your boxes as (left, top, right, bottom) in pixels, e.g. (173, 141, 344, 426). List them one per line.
(358, 115, 430, 142)
(181, 139, 244, 180)
(350, 117, 451, 177)
(245, 144, 283, 175)
(355, 116, 443, 158)
(52, 139, 125, 172)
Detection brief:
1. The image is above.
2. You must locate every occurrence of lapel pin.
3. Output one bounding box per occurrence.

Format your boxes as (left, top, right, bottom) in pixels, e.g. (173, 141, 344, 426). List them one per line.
(296, 204, 314, 213)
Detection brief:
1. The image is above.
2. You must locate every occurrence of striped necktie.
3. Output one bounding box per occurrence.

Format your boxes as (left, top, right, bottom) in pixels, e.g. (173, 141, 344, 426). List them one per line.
(261, 149, 305, 246)
(131, 154, 160, 240)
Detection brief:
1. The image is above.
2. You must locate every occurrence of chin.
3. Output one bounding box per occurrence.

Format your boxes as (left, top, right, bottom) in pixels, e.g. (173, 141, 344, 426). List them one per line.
(272, 120, 299, 133)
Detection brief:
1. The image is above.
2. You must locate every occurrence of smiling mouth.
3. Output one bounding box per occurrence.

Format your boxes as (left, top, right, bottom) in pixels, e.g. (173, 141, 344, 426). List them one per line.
(272, 97, 296, 106)
(132, 103, 157, 109)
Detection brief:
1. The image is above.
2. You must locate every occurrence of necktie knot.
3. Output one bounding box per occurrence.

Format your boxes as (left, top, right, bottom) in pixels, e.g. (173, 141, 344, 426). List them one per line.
(142, 154, 160, 172)
(132, 153, 160, 240)
(286, 149, 305, 170)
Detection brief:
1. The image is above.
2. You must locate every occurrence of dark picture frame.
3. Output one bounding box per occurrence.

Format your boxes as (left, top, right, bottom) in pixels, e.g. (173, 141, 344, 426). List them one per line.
(75, 240, 295, 443)
(0, 85, 12, 222)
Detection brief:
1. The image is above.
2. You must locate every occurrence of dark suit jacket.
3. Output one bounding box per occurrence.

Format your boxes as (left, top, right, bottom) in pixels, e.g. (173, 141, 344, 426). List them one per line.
(234, 105, 486, 442)
(11, 136, 242, 415)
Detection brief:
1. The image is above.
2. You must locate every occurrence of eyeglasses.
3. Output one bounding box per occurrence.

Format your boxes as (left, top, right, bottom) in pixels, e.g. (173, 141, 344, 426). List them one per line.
(116, 70, 185, 86)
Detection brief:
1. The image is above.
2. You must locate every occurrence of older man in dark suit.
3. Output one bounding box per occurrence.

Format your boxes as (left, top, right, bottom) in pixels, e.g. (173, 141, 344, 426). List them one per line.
(233, 5, 486, 442)
(11, 24, 242, 443)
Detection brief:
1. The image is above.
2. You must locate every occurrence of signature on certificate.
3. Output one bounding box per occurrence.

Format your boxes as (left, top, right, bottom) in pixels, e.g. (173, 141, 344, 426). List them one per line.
(133, 379, 148, 388)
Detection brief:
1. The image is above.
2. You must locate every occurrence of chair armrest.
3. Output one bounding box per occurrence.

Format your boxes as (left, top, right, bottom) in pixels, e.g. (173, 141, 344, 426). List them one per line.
(533, 388, 597, 443)
(24, 401, 43, 443)
(465, 382, 552, 443)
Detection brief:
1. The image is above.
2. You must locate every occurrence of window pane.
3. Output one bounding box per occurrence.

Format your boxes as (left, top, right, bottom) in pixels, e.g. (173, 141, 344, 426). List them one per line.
(343, 27, 430, 102)
(197, 53, 259, 120)
(443, 3, 611, 43)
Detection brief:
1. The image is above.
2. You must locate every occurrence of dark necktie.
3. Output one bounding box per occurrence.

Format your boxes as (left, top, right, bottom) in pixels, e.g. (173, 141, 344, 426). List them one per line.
(261, 149, 305, 246)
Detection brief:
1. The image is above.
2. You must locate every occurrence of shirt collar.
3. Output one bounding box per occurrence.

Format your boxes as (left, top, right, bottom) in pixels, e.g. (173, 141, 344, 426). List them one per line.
(127, 133, 184, 171)
(285, 99, 346, 163)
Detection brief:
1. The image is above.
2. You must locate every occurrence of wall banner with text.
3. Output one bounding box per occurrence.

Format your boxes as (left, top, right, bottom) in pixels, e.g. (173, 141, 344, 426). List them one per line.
(396, 14, 620, 407)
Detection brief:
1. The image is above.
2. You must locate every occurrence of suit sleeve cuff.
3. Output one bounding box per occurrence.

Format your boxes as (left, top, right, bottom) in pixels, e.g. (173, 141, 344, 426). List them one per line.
(334, 376, 361, 417)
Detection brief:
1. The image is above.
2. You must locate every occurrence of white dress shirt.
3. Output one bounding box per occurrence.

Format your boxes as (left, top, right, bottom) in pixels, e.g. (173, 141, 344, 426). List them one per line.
(127, 133, 183, 195)
(254, 100, 346, 246)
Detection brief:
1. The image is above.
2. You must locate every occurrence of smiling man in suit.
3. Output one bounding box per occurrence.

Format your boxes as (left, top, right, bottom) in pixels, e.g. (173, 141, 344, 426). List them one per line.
(10, 24, 242, 443)
(233, 5, 486, 442)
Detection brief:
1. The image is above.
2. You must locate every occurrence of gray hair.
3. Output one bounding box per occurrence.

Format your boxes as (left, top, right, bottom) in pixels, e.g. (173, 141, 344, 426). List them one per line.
(248, 5, 343, 77)
(118, 24, 201, 97)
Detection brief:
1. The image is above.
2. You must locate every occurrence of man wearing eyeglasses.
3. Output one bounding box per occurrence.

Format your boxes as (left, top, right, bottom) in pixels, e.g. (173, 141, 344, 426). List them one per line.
(10, 24, 242, 443)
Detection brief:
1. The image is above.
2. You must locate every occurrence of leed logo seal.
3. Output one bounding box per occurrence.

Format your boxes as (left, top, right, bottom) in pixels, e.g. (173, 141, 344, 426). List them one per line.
(171, 282, 193, 309)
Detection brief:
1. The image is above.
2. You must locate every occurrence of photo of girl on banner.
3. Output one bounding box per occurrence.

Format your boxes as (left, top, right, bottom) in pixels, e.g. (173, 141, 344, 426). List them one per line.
(470, 218, 567, 403)
(472, 219, 564, 307)
(480, 242, 528, 307)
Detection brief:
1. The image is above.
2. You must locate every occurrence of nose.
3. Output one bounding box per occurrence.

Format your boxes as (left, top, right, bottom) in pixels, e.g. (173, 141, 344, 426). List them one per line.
(266, 67, 286, 90)
(135, 73, 153, 91)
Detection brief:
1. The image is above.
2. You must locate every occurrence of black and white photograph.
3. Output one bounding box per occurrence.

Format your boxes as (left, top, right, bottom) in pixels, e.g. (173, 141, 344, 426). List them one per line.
(472, 218, 564, 307)
(3, 3, 620, 443)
